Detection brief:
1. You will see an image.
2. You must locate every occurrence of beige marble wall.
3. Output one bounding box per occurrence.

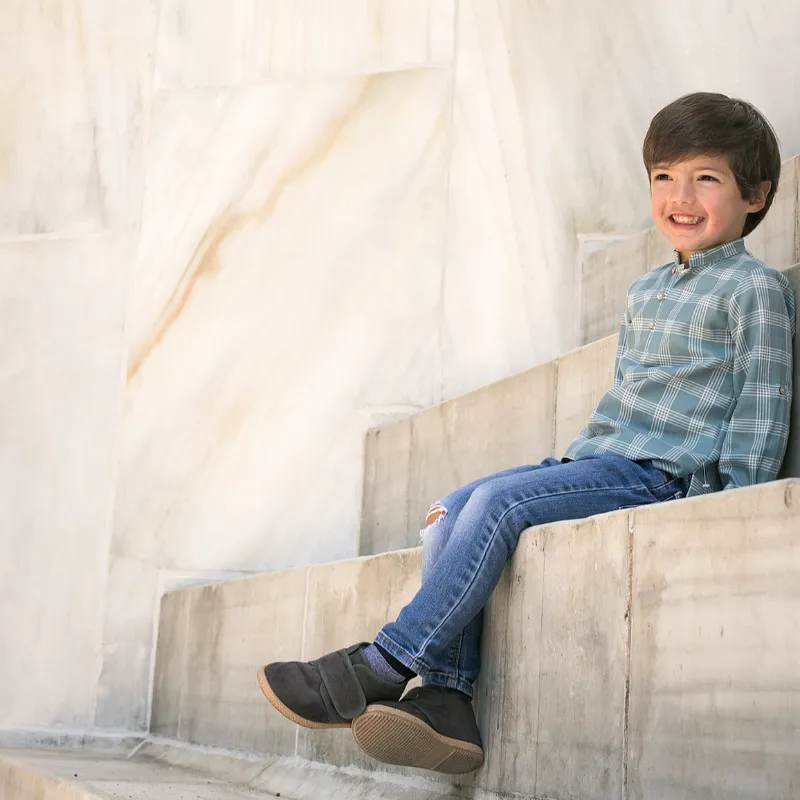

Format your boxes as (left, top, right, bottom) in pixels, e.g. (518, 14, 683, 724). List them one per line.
(97, 2, 457, 731)
(0, 0, 155, 731)
(0, 2, 156, 235)
(3, 0, 800, 735)
(0, 236, 131, 728)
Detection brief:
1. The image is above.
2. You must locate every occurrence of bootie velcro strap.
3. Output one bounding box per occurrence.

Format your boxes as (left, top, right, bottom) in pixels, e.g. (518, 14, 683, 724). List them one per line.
(317, 646, 368, 720)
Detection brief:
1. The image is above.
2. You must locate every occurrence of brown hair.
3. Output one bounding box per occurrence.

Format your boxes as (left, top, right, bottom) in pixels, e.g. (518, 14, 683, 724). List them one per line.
(642, 92, 781, 237)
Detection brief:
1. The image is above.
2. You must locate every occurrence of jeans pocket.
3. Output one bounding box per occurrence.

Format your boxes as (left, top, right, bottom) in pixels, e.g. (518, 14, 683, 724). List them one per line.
(647, 469, 690, 499)
(618, 485, 684, 511)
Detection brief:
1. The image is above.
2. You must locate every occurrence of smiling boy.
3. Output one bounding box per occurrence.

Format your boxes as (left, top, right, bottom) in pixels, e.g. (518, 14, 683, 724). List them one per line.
(568, 93, 795, 493)
(257, 93, 795, 774)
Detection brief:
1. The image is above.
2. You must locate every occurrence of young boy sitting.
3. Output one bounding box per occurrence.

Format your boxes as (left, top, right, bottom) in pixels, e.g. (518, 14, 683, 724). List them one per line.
(257, 92, 795, 775)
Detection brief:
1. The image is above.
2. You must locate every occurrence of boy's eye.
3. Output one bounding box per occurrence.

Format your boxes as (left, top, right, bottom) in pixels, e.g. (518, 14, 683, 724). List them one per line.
(698, 174, 719, 182)
(652, 173, 670, 181)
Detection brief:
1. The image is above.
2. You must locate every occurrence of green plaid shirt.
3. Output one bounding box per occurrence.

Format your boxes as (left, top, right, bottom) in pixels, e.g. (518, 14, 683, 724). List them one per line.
(565, 239, 795, 496)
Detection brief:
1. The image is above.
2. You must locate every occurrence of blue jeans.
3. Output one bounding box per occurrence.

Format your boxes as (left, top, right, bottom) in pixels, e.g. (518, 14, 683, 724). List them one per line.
(374, 455, 689, 697)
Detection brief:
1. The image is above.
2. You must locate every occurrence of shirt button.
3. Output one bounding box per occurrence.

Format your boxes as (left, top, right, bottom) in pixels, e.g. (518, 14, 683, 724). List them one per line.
(648, 321, 655, 330)
(657, 292, 665, 301)
(779, 386, 786, 395)
(671, 268, 676, 275)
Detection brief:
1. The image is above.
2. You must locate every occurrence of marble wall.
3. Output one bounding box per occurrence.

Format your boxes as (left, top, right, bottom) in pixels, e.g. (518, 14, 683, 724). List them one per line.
(0, 0, 156, 732)
(2, 0, 800, 734)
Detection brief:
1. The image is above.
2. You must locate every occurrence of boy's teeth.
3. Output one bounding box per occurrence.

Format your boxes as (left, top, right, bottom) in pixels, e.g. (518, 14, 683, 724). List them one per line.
(672, 214, 701, 224)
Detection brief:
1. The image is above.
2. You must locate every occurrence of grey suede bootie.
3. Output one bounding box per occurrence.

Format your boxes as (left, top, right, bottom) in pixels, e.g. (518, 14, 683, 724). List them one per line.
(258, 642, 406, 729)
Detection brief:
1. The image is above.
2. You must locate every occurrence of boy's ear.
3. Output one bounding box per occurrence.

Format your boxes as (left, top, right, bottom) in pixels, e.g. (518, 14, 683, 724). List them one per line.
(749, 180, 772, 211)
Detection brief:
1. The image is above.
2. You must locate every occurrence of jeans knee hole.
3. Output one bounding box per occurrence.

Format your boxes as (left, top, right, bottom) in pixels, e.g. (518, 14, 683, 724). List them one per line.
(420, 501, 447, 542)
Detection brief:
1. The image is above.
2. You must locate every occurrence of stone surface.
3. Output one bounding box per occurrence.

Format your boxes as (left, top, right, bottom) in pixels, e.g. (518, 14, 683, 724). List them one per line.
(470, 525, 545, 794)
(0, 744, 468, 800)
(0, 748, 279, 800)
(104, 66, 451, 732)
(359, 421, 413, 557)
(94, 557, 161, 730)
(155, 0, 456, 88)
(296, 550, 422, 769)
(151, 549, 422, 761)
(176, 570, 307, 756)
(0, 732, 144, 755)
(779, 263, 800, 480)
(359, 362, 557, 555)
(441, 0, 571, 399)
(150, 589, 191, 739)
(0, 236, 129, 729)
(534, 513, 629, 800)
(0, 3, 155, 235)
(628, 480, 800, 800)
(145, 482, 800, 797)
(150, 508, 630, 798)
(405, 362, 557, 543)
(115, 68, 450, 574)
(647, 227, 678, 271)
(471, 512, 629, 799)
(745, 156, 800, 269)
(554, 334, 617, 457)
(581, 231, 650, 345)
(581, 229, 680, 345)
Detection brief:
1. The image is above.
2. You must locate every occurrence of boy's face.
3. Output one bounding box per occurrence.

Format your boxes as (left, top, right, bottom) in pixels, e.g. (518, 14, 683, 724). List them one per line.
(649, 154, 770, 262)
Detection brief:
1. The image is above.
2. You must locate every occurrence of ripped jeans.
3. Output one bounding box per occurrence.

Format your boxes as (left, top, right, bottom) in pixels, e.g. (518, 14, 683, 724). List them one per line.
(374, 455, 689, 696)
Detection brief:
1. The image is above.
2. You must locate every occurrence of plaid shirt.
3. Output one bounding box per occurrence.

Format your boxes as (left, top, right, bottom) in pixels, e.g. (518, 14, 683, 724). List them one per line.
(565, 239, 795, 496)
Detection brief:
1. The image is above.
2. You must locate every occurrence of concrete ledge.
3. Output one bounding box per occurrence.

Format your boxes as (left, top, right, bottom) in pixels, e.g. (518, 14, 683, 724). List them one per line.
(150, 479, 800, 799)
(628, 481, 800, 799)
(150, 549, 422, 761)
(360, 363, 556, 555)
(553, 333, 617, 457)
(780, 263, 800, 479)
(0, 728, 144, 756)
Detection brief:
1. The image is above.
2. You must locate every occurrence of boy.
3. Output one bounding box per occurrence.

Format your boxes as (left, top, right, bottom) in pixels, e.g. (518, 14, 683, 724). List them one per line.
(257, 93, 795, 775)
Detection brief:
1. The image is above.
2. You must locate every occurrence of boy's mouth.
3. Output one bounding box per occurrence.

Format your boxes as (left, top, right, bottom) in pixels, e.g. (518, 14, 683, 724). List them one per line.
(668, 213, 705, 229)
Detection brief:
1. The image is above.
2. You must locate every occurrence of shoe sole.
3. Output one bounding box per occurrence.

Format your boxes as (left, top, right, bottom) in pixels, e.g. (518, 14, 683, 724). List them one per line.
(257, 667, 351, 730)
(352, 705, 484, 774)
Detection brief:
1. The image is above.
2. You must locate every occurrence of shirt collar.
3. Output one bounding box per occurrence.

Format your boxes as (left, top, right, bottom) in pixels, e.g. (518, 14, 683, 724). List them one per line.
(671, 238, 746, 271)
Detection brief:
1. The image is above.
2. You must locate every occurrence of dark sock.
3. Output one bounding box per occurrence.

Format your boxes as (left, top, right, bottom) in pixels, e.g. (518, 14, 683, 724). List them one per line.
(364, 643, 416, 683)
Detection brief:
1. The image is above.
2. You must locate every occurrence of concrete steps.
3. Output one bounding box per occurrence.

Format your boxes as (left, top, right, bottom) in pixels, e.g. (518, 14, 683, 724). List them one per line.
(8, 481, 800, 798)
(131, 480, 800, 799)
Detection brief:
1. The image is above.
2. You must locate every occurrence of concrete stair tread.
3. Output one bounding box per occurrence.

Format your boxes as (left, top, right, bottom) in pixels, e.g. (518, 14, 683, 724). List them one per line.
(0, 748, 280, 800)
(0, 743, 466, 800)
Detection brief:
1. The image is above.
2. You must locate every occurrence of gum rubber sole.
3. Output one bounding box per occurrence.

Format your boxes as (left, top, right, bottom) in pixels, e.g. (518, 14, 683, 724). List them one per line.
(352, 705, 484, 774)
(257, 667, 351, 730)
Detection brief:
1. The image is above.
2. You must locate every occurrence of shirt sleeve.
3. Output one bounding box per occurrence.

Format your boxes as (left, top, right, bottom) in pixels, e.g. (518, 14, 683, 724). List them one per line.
(718, 271, 794, 489)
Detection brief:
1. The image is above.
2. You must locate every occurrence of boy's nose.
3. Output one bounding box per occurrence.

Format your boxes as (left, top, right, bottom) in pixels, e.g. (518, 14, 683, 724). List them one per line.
(672, 179, 696, 202)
